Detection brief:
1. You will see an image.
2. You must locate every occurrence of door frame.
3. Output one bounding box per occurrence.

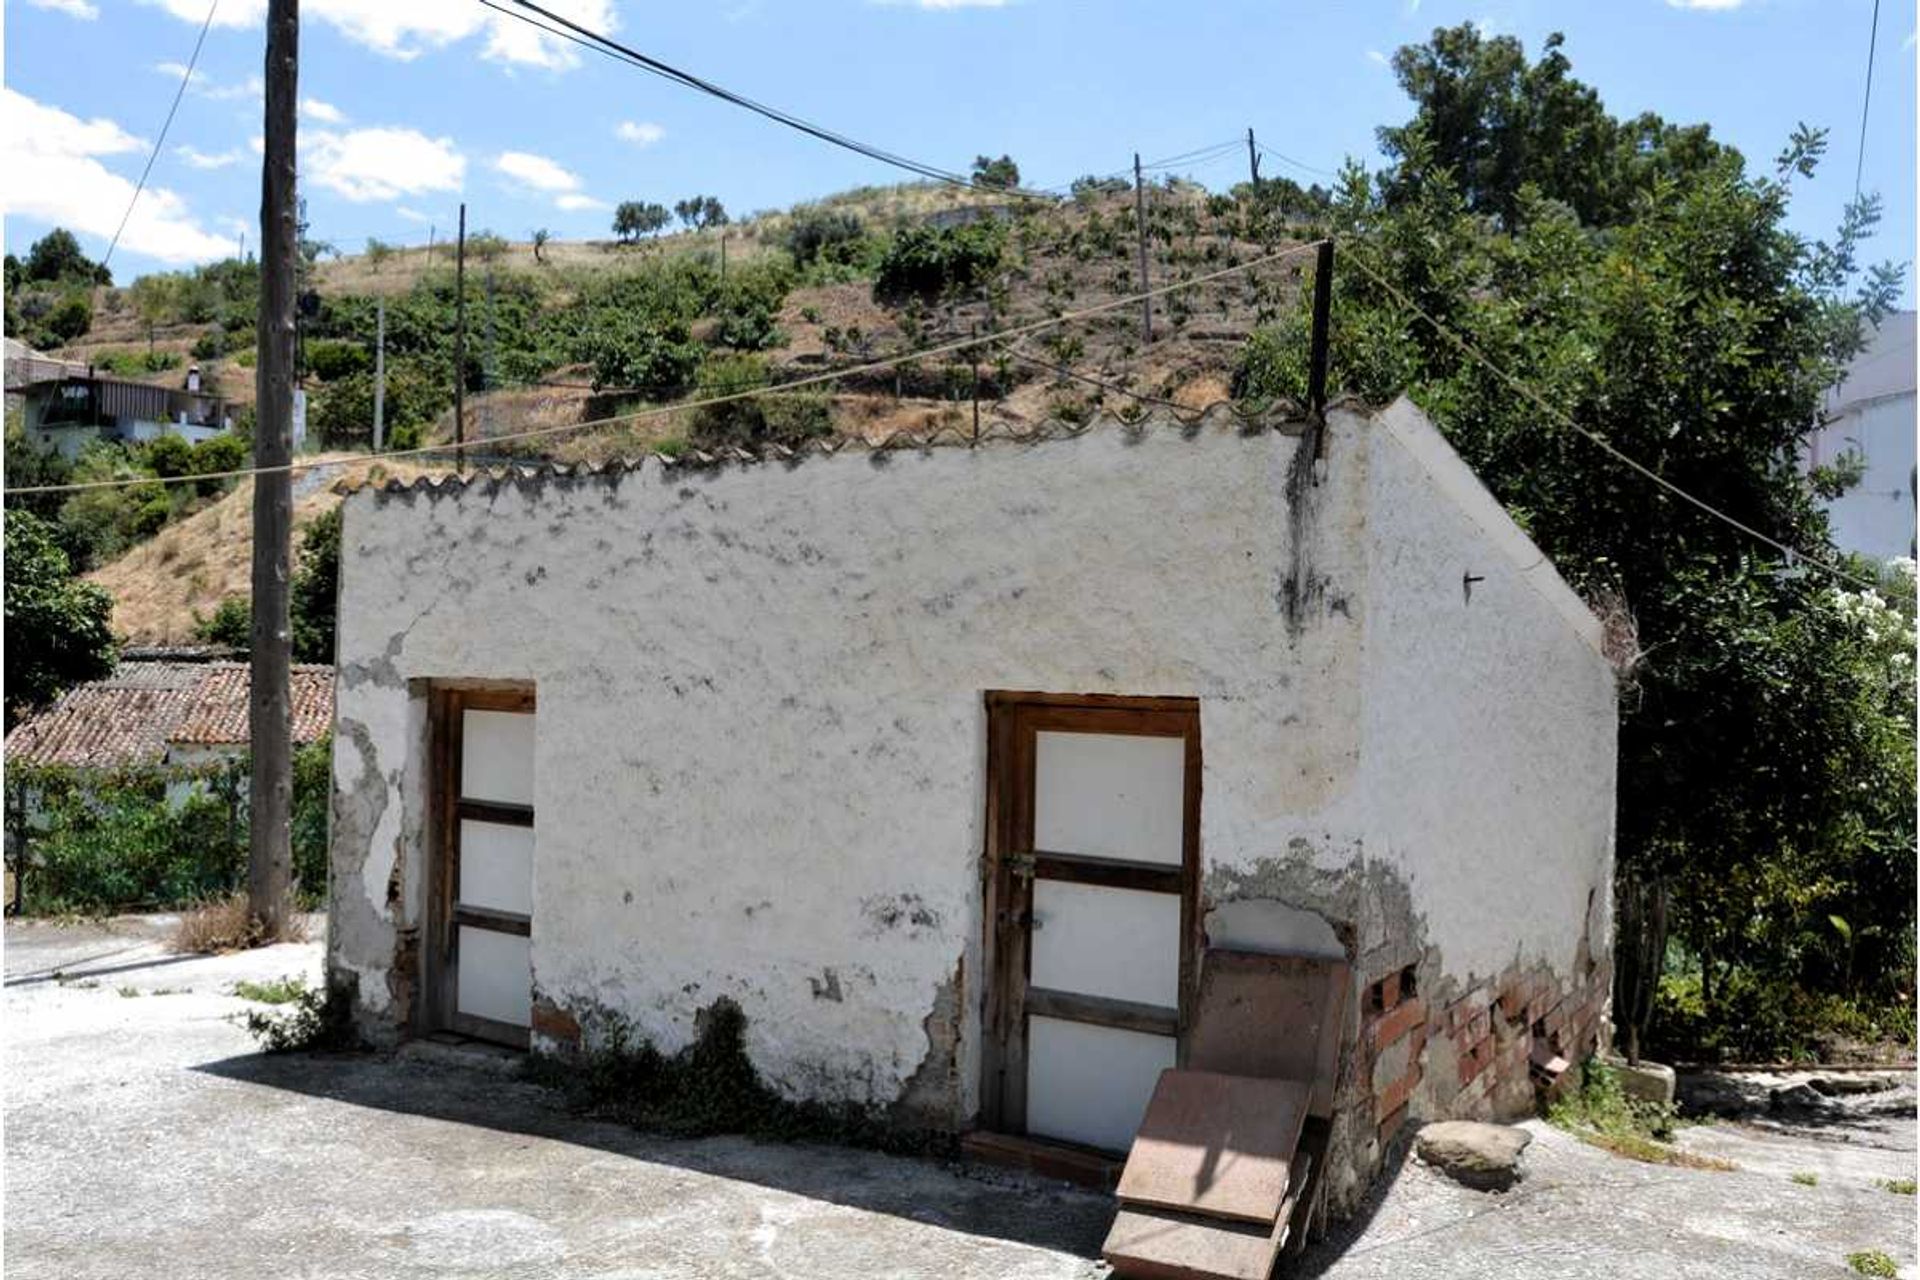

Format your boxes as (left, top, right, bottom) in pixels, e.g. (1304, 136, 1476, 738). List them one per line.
(425, 682, 537, 1048)
(978, 690, 1202, 1144)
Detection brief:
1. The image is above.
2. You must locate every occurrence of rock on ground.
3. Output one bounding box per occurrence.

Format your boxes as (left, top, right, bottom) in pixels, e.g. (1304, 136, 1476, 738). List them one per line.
(1414, 1121, 1533, 1191)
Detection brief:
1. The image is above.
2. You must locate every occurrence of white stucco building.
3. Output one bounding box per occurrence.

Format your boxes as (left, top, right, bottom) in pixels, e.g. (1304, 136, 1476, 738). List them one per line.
(1806, 311, 1917, 561)
(327, 398, 1617, 1216)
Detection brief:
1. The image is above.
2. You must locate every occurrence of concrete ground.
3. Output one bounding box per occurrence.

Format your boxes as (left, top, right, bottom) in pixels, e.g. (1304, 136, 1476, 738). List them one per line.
(6, 916, 1916, 1279)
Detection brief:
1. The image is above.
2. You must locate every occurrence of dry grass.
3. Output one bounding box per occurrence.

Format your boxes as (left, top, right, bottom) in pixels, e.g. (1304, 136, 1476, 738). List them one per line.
(1578, 1130, 1739, 1170)
(171, 891, 310, 955)
(87, 452, 440, 644)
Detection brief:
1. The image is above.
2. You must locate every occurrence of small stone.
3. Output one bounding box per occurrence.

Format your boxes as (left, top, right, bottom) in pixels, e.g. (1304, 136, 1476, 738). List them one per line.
(1808, 1075, 1896, 1097)
(1415, 1120, 1533, 1191)
(1601, 1055, 1677, 1107)
(1768, 1083, 1833, 1114)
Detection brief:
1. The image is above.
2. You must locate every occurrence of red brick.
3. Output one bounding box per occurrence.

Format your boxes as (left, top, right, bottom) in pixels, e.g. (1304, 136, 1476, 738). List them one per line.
(1376, 1067, 1418, 1122)
(531, 1000, 582, 1048)
(1377, 1103, 1409, 1147)
(1369, 996, 1427, 1051)
(1378, 971, 1402, 1011)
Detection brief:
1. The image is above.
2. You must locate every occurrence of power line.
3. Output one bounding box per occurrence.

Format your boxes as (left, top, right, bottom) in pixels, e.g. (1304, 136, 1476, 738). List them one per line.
(478, 0, 1058, 202)
(1340, 245, 1884, 593)
(1256, 144, 1341, 181)
(1854, 0, 1882, 199)
(5, 240, 1329, 497)
(103, 0, 219, 271)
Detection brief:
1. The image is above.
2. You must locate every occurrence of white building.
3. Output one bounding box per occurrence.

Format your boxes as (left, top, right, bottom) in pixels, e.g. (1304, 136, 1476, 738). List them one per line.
(327, 399, 1617, 1222)
(1806, 311, 1917, 561)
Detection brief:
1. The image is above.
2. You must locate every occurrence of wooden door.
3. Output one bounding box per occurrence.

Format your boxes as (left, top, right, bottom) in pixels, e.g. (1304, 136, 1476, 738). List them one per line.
(983, 693, 1200, 1153)
(431, 686, 536, 1047)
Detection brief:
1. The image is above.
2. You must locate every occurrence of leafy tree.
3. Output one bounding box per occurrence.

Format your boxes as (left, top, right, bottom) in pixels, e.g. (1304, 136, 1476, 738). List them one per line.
(290, 507, 340, 664)
(4, 510, 116, 728)
(364, 237, 395, 272)
(675, 195, 729, 231)
(873, 222, 1006, 301)
(613, 200, 670, 243)
(531, 228, 551, 265)
(971, 155, 1021, 190)
(129, 274, 179, 354)
(1244, 25, 1913, 1059)
(24, 228, 109, 286)
(40, 292, 93, 345)
(783, 206, 868, 269)
(4, 419, 73, 523)
(587, 316, 704, 397)
(1377, 26, 1731, 230)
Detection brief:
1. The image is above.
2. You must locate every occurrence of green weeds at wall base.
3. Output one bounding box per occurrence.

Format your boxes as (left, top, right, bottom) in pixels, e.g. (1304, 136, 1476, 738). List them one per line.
(524, 998, 953, 1159)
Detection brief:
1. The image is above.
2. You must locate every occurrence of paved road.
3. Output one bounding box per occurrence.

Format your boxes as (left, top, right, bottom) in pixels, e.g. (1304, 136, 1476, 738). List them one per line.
(5, 917, 1915, 1279)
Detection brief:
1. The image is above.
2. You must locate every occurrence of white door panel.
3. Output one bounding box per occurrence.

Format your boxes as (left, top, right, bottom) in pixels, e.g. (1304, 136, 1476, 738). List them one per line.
(1033, 731, 1184, 864)
(1027, 1017, 1176, 1152)
(458, 820, 533, 916)
(456, 926, 531, 1028)
(1029, 880, 1180, 1008)
(461, 709, 535, 806)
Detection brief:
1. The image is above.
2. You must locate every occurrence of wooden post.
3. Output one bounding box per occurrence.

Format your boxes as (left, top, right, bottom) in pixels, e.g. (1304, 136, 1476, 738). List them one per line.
(248, 0, 298, 938)
(372, 297, 386, 451)
(1247, 127, 1260, 189)
(720, 233, 727, 282)
(1307, 238, 1334, 419)
(970, 321, 981, 444)
(1133, 153, 1152, 344)
(453, 202, 467, 471)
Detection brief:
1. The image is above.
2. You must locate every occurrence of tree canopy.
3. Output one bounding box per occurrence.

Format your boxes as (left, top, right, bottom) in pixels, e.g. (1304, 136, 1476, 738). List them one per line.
(4, 510, 117, 729)
(613, 200, 671, 242)
(1245, 23, 1914, 1059)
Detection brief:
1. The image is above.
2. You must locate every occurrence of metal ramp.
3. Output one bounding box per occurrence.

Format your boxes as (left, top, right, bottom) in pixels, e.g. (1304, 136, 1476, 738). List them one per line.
(1101, 950, 1349, 1280)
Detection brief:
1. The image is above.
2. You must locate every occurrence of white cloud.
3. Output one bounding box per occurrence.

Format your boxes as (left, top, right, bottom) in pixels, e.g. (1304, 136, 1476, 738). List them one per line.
(615, 120, 666, 147)
(142, 0, 619, 69)
(493, 150, 609, 213)
(176, 144, 244, 169)
(1, 89, 232, 263)
(24, 0, 100, 19)
(1365, 49, 1389, 66)
(301, 98, 346, 124)
(495, 150, 579, 193)
(157, 61, 265, 102)
(305, 127, 465, 202)
(395, 206, 436, 225)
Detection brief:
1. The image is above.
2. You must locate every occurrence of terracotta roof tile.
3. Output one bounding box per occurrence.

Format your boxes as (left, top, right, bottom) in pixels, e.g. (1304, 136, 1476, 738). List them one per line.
(4, 662, 334, 768)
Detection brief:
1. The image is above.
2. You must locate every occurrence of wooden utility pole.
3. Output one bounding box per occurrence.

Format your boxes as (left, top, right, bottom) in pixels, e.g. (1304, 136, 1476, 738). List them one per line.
(248, 0, 298, 937)
(1133, 153, 1153, 344)
(969, 321, 981, 443)
(453, 202, 467, 470)
(372, 297, 386, 451)
(1307, 239, 1335, 419)
(1247, 127, 1261, 189)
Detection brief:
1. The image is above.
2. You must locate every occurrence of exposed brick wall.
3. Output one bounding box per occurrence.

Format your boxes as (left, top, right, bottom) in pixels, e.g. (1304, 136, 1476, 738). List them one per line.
(1360, 953, 1613, 1150)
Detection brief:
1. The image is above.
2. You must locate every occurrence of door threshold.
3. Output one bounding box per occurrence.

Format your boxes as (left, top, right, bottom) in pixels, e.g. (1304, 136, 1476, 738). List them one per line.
(961, 1130, 1124, 1189)
(398, 1032, 527, 1077)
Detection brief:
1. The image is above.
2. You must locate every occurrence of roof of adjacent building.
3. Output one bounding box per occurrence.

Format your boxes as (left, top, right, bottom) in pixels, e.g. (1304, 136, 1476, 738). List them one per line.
(4, 662, 334, 769)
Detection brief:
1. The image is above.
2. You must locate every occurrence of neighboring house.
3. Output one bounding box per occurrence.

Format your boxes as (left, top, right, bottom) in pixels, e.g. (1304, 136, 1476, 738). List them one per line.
(4, 660, 335, 775)
(14, 369, 232, 460)
(327, 398, 1617, 1228)
(1805, 310, 1917, 561)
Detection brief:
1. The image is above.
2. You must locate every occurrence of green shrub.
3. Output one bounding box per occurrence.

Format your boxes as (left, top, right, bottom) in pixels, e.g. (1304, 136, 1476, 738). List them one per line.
(242, 976, 359, 1052)
(193, 596, 252, 653)
(40, 291, 93, 345)
(686, 353, 831, 449)
(305, 337, 370, 381)
(873, 222, 1005, 302)
(587, 317, 703, 398)
(1847, 1251, 1898, 1278)
(783, 206, 869, 269)
(142, 433, 195, 479)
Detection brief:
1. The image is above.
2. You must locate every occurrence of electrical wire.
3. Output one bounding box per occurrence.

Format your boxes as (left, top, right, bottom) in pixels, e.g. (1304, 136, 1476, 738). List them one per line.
(1340, 244, 1885, 592)
(1855, 0, 1881, 199)
(479, 0, 1059, 202)
(5, 240, 1330, 497)
(102, 0, 219, 271)
(1257, 144, 1341, 181)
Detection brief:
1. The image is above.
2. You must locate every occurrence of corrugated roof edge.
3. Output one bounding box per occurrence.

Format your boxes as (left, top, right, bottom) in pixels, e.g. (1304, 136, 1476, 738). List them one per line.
(331, 400, 1330, 500)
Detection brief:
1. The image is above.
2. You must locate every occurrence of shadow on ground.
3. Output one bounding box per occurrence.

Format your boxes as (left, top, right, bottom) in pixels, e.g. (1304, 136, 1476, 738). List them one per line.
(196, 1047, 1116, 1261)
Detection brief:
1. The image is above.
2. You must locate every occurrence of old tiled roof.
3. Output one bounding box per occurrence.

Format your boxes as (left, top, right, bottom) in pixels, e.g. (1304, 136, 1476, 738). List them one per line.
(333, 403, 1323, 501)
(4, 662, 334, 769)
(169, 664, 334, 747)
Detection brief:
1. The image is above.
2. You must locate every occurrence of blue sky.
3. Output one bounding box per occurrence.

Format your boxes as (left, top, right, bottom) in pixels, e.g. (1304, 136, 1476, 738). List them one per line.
(3, 0, 1914, 302)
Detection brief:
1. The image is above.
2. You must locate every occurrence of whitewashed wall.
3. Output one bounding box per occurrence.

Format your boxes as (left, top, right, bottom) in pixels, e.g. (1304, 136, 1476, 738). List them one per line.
(328, 401, 1616, 1129)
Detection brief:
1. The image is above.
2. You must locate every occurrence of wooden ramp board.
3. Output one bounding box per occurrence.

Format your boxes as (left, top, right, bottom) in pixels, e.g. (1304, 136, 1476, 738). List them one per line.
(1104, 1149, 1313, 1280)
(1187, 950, 1350, 1119)
(1115, 1071, 1311, 1224)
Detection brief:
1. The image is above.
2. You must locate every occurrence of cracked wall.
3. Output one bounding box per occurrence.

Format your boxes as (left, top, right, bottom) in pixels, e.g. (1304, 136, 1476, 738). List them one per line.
(327, 401, 1615, 1160)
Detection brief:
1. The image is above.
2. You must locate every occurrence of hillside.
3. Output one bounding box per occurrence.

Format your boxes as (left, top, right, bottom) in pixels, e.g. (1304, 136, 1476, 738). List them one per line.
(63, 176, 1327, 643)
(85, 454, 434, 644)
